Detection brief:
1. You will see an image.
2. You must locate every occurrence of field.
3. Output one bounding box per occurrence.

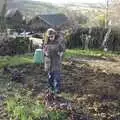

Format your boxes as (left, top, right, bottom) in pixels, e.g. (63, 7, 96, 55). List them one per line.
(0, 49, 120, 120)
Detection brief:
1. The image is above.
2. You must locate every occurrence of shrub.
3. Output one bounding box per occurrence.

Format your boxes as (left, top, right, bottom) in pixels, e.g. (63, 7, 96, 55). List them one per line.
(65, 27, 120, 51)
(0, 37, 29, 56)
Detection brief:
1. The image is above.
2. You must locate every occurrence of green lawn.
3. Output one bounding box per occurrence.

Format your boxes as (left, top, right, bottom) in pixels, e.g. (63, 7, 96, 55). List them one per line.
(0, 54, 33, 69)
(65, 49, 117, 58)
(0, 49, 118, 69)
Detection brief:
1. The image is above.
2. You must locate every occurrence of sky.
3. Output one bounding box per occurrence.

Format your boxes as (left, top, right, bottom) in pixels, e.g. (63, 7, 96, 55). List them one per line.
(33, 0, 106, 4)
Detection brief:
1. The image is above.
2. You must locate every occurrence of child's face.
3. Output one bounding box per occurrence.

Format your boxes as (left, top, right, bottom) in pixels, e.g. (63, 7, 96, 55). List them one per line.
(48, 34, 55, 41)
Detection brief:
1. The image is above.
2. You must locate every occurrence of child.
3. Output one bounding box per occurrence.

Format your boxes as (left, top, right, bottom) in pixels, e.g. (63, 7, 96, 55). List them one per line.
(43, 28, 65, 94)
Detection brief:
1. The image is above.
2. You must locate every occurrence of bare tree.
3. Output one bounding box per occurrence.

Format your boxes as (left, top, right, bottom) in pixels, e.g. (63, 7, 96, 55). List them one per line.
(101, 0, 111, 50)
(105, 0, 109, 28)
(0, 0, 7, 37)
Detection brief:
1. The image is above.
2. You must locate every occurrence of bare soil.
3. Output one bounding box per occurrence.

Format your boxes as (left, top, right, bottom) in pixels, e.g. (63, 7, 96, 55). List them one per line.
(0, 56, 120, 120)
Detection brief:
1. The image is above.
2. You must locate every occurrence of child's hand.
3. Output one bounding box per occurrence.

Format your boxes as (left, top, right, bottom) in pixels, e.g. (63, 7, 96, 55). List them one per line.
(43, 46, 49, 56)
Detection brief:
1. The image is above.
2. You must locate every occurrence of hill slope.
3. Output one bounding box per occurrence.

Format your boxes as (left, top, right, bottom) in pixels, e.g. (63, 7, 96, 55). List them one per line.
(7, 0, 62, 18)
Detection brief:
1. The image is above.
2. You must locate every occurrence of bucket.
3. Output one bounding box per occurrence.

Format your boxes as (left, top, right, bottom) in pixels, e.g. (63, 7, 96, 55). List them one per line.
(34, 49, 44, 64)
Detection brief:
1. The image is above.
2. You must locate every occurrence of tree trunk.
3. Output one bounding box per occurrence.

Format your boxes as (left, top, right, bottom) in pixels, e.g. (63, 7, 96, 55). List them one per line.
(102, 27, 111, 50)
(85, 35, 90, 49)
(84, 28, 92, 49)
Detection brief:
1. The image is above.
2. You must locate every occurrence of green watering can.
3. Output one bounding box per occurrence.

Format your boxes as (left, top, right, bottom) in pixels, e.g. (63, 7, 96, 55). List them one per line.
(34, 49, 44, 64)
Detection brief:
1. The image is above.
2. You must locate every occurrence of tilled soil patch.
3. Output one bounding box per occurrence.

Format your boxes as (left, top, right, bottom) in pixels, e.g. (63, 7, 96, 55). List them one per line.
(0, 62, 120, 120)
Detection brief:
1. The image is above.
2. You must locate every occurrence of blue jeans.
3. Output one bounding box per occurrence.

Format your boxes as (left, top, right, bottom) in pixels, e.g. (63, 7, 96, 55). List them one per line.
(48, 71, 61, 93)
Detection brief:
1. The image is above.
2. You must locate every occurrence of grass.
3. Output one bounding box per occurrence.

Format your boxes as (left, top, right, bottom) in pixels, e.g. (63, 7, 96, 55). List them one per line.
(6, 91, 69, 120)
(65, 49, 118, 58)
(0, 49, 118, 69)
(0, 54, 33, 69)
(6, 92, 46, 120)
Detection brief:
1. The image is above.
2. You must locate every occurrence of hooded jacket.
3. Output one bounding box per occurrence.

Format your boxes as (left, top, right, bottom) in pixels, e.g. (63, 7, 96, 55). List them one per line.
(44, 33, 65, 72)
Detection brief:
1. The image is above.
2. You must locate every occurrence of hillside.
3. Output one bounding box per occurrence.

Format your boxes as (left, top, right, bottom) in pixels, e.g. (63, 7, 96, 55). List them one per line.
(7, 0, 105, 19)
(7, 0, 63, 19)
(6, 0, 105, 27)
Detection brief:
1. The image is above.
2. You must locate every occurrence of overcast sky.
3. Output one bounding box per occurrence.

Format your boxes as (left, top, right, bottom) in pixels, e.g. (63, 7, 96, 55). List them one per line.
(33, 0, 106, 4)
